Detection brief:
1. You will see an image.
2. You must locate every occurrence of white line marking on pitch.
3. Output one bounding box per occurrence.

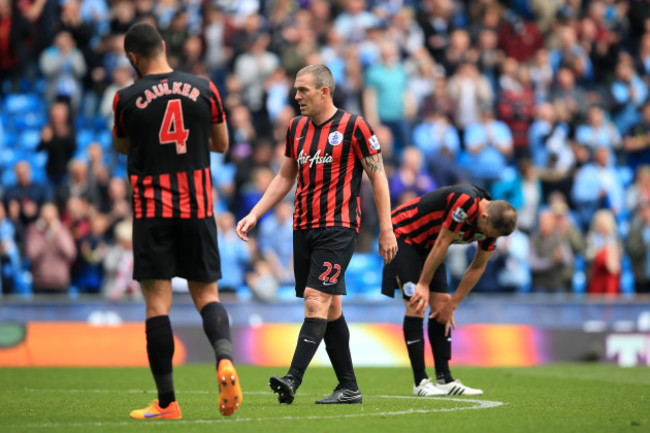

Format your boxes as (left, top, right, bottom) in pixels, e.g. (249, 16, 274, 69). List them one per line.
(12, 389, 505, 428)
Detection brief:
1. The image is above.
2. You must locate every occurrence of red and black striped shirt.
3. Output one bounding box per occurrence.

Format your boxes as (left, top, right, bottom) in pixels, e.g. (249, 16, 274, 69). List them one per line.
(113, 71, 225, 219)
(392, 184, 497, 252)
(285, 109, 381, 231)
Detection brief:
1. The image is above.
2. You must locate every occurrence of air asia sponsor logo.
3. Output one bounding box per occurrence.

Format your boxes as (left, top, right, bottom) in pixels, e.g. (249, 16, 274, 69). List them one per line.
(297, 149, 333, 167)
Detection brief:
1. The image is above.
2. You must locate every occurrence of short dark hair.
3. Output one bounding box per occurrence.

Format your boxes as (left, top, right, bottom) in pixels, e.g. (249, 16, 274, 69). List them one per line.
(297, 64, 335, 98)
(486, 200, 517, 236)
(124, 22, 164, 58)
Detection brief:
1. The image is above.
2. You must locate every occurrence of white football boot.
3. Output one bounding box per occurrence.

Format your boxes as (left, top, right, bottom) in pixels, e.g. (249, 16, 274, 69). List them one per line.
(413, 378, 447, 396)
(435, 379, 483, 395)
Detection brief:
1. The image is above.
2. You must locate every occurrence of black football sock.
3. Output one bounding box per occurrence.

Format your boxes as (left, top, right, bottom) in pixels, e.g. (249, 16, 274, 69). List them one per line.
(428, 319, 454, 383)
(403, 315, 427, 385)
(146, 315, 175, 407)
(200, 302, 233, 368)
(287, 317, 328, 386)
(324, 314, 358, 390)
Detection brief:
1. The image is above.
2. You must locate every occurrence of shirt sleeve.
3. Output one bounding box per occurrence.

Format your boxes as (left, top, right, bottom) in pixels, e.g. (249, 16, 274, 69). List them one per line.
(112, 91, 126, 138)
(442, 193, 478, 233)
(479, 237, 497, 252)
(284, 118, 296, 159)
(352, 115, 381, 159)
(208, 81, 225, 124)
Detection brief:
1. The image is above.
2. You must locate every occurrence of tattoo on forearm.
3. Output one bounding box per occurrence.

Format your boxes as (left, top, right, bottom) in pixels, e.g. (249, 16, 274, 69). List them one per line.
(363, 154, 384, 174)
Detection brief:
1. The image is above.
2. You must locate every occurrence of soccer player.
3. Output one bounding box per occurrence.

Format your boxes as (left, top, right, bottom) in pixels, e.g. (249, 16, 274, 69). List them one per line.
(382, 184, 517, 396)
(236, 64, 398, 404)
(112, 22, 242, 419)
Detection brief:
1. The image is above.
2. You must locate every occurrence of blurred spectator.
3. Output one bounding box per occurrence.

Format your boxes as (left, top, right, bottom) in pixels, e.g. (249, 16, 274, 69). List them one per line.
(103, 176, 131, 238)
(495, 228, 532, 293)
(626, 199, 650, 293)
(109, 0, 136, 34)
(0, 0, 35, 95)
(216, 211, 251, 292)
(441, 29, 474, 76)
(498, 12, 543, 63)
(0, 201, 21, 294)
(416, 0, 454, 63)
(2, 160, 53, 242)
(529, 209, 575, 292)
(237, 166, 274, 221)
(405, 49, 440, 111)
(412, 107, 460, 167)
(447, 61, 494, 132)
(363, 40, 414, 151)
(257, 200, 294, 286)
(571, 146, 625, 231)
(388, 146, 436, 206)
(202, 4, 235, 92)
(625, 165, 650, 215)
(160, 10, 190, 69)
(279, 9, 318, 78)
(550, 67, 588, 127)
(99, 65, 133, 129)
(549, 25, 593, 83)
(611, 54, 648, 137)
(102, 218, 138, 301)
(233, 32, 280, 132)
(73, 209, 108, 293)
(39, 30, 87, 111)
(529, 48, 553, 102)
(575, 105, 622, 157)
(623, 102, 650, 172)
(585, 209, 622, 295)
(458, 104, 513, 190)
(476, 27, 501, 93)
(528, 102, 575, 201)
(55, 159, 101, 211)
(497, 59, 535, 160)
(385, 6, 425, 57)
(491, 158, 542, 234)
(37, 101, 77, 188)
(333, 0, 378, 44)
(25, 202, 77, 294)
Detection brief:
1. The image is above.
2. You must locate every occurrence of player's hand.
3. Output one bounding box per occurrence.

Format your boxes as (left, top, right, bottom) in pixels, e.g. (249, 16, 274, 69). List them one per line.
(236, 214, 257, 242)
(430, 300, 456, 336)
(378, 229, 398, 264)
(408, 283, 430, 315)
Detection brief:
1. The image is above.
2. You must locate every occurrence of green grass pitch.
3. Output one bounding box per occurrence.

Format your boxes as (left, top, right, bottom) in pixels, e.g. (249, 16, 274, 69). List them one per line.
(1, 364, 648, 433)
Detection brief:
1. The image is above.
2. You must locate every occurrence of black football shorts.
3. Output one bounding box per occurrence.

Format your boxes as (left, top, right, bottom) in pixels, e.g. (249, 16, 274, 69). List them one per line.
(133, 217, 221, 282)
(293, 227, 357, 297)
(381, 236, 449, 299)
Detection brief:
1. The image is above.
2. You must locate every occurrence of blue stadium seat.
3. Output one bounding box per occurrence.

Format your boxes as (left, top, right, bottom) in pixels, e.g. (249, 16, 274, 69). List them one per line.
(617, 166, 634, 188)
(18, 129, 41, 151)
(76, 128, 95, 150)
(13, 111, 47, 130)
(4, 94, 41, 115)
(620, 255, 635, 294)
(96, 129, 112, 150)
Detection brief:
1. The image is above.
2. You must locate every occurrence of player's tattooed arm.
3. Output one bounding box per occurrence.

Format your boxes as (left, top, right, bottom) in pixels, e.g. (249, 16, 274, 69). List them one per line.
(361, 153, 385, 175)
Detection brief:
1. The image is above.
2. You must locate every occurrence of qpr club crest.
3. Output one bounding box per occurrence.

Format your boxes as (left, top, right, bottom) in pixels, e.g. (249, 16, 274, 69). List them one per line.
(451, 207, 468, 223)
(328, 131, 343, 146)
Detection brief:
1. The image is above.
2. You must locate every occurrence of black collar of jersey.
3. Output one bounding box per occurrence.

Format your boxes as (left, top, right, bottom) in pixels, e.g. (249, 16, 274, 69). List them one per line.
(310, 108, 342, 128)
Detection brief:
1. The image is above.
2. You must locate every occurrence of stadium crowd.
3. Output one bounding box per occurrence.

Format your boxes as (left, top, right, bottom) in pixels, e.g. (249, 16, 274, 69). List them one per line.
(2, 0, 650, 299)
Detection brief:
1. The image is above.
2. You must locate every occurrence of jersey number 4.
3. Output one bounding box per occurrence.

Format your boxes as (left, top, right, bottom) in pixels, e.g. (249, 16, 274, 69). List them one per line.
(159, 99, 189, 154)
